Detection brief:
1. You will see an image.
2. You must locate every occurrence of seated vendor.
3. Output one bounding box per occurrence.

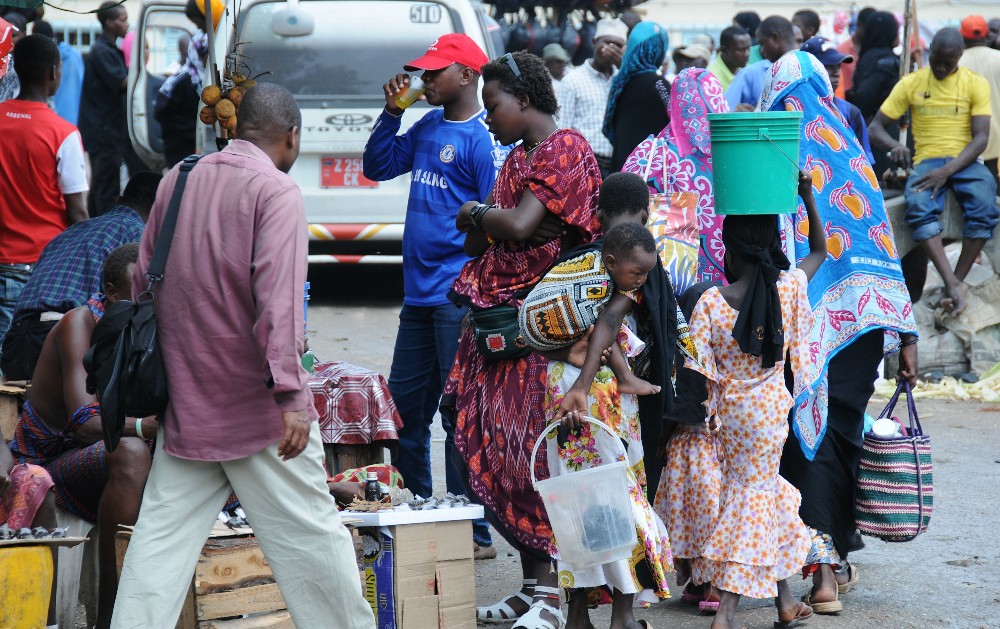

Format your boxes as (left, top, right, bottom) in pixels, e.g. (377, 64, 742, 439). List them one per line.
(327, 463, 404, 509)
(9, 243, 155, 629)
(1, 438, 58, 626)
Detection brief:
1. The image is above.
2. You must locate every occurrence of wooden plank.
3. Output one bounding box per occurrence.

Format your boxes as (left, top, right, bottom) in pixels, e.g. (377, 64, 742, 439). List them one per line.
(194, 537, 275, 595)
(195, 583, 286, 621)
(323, 443, 336, 478)
(331, 443, 383, 475)
(114, 531, 131, 580)
(178, 587, 198, 629)
(0, 385, 23, 442)
(198, 610, 294, 628)
(115, 530, 198, 629)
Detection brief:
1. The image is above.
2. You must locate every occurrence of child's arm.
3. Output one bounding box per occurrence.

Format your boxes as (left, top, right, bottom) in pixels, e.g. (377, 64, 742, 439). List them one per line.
(556, 292, 637, 427)
(796, 170, 827, 281)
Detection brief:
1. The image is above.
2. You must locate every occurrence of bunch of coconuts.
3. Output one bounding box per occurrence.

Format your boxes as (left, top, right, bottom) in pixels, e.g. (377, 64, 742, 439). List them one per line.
(199, 73, 257, 135)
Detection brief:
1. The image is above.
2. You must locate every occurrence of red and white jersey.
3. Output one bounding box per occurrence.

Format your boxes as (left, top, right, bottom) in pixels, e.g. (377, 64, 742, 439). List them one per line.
(0, 99, 88, 263)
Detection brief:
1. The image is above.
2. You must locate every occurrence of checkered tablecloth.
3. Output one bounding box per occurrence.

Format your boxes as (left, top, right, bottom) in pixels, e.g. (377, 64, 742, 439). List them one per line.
(309, 361, 402, 445)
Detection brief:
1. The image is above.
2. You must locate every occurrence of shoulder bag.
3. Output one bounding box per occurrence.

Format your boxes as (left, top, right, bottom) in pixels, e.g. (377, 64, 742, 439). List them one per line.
(855, 380, 933, 542)
(84, 154, 202, 450)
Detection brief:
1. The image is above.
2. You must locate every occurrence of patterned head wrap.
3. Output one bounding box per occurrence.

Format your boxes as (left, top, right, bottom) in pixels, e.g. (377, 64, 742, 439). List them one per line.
(761, 51, 916, 460)
(603, 21, 668, 145)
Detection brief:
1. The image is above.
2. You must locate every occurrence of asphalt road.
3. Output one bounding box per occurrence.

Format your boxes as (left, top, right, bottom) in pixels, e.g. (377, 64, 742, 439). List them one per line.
(309, 265, 999, 629)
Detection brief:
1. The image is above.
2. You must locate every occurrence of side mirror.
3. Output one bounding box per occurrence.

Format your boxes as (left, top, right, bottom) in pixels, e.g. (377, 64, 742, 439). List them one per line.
(271, 0, 314, 37)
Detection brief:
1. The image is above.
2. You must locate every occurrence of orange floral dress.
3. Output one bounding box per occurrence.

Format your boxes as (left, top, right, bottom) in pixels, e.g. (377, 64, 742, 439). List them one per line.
(655, 424, 721, 571)
(685, 268, 813, 599)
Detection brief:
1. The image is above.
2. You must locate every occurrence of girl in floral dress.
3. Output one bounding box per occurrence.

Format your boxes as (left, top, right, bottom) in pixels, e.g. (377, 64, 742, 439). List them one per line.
(687, 174, 825, 629)
(621, 67, 731, 612)
(544, 175, 675, 629)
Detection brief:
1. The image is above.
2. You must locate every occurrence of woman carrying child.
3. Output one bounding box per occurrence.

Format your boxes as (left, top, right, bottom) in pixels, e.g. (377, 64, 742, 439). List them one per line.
(539, 172, 678, 629)
(443, 51, 602, 629)
(688, 172, 827, 629)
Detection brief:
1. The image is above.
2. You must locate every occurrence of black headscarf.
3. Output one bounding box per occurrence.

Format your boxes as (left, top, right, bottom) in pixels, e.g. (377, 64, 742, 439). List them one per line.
(848, 11, 900, 120)
(860, 11, 898, 52)
(734, 12, 762, 44)
(723, 217, 791, 369)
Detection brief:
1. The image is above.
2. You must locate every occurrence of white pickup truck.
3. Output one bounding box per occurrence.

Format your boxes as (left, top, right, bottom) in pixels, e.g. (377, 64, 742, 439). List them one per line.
(128, 0, 501, 262)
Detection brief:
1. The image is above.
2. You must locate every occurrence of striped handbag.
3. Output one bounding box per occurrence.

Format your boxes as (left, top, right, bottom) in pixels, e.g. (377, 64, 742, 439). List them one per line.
(855, 381, 933, 541)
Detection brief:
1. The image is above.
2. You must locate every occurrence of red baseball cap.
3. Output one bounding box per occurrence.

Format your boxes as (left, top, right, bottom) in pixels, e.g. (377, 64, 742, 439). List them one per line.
(403, 34, 488, 72)
(961, 15, 989, 40)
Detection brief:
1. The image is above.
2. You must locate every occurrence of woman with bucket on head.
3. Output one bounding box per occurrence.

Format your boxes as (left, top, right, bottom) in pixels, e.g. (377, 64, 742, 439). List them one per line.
(761, 50, 919, 615)
(621, 67, 731, 612)
(684, 158, 826, 628)
(442, 51, 602, 629)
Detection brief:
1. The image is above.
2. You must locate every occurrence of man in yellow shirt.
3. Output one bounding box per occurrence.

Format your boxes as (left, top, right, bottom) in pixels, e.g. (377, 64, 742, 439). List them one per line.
(707, 25, 752, 91)
(870, 27, 997, 316)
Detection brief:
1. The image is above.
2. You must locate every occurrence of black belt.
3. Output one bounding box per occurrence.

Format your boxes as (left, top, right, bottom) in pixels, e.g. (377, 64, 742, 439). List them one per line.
(0, 263, 33, 273)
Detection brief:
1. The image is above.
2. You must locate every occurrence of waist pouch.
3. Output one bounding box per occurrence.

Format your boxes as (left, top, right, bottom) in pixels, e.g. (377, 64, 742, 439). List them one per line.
(469, 304, 532, 362)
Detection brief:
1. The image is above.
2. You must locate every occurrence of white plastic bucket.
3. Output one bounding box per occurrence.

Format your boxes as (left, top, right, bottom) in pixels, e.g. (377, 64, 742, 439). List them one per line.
(530, 417, 637, 569)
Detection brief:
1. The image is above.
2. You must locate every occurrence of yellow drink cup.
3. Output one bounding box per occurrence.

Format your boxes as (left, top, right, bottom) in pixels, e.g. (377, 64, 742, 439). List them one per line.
(394, 76, 426, 110)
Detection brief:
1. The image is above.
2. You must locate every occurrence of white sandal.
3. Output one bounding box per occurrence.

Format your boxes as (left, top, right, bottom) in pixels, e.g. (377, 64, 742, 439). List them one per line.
(512, 586, 565, 629)
(477, 578, 536, 624)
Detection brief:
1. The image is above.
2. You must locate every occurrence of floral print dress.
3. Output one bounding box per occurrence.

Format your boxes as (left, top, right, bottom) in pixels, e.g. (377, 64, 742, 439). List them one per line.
(544, 297, 672, 604)
(686, 269, 814, 599)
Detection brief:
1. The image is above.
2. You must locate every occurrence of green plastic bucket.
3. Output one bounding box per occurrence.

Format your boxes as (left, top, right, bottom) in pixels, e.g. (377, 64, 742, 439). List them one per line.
(708, 112, 803, 215)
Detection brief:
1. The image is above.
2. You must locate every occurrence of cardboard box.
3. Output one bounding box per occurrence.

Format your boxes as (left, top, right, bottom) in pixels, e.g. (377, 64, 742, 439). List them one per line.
(351, 507, 481, 629)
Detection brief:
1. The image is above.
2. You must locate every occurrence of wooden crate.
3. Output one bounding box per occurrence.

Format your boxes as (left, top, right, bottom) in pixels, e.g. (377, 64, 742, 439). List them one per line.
(0, 383, 26, 441)
(115, 531, 291, 629)
(324, 442, 384, 477)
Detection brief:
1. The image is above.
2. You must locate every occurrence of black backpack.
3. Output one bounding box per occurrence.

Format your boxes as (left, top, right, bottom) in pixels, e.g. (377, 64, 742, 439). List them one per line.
(84, 155, 202, 450)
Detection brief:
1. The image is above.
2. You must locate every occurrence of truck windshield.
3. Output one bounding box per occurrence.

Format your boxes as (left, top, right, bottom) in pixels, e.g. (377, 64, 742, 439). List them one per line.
(236, 0, 459, 106)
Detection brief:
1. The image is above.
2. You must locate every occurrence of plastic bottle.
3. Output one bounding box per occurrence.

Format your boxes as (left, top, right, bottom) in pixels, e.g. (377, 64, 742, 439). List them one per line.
(301, 281, 316, 373)
(394, 76, 426, 110)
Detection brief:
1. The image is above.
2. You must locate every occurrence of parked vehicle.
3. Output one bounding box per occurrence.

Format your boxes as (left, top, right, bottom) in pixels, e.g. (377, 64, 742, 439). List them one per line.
(129, 0, 501, 262)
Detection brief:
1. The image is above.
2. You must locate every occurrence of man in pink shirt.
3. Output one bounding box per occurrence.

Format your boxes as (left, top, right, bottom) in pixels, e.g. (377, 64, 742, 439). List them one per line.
(111, 84, 375, 628)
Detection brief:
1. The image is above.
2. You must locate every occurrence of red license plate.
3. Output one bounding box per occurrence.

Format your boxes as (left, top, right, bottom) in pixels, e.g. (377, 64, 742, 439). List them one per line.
(321, 157, 378, 188)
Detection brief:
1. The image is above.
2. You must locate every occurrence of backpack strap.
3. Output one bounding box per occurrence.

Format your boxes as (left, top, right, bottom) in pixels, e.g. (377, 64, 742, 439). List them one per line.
(145, 154, 203, 290)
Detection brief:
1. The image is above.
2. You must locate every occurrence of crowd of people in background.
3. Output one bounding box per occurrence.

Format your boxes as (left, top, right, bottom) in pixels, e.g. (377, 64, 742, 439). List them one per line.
(1, 1, 999, 628)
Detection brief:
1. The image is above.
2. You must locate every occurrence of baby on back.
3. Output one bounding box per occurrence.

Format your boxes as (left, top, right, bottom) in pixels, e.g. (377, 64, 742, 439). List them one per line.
(518, 173, 662, 422)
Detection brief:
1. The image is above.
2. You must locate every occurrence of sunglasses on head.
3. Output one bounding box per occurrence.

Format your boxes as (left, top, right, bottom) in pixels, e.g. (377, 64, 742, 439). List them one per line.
(498, 53, 522, 80)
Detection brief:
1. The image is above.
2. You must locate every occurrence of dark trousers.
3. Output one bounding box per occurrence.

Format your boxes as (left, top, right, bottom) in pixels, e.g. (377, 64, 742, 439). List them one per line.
(780, 329, 883, 559)
(388, 303, 492, 545)
(0, 318, 58, 381)
(87, 140, 125, 217)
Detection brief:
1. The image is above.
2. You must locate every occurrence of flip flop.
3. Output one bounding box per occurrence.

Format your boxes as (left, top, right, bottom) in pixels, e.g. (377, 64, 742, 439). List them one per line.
(774, 601, 815, 628)
(838, 563, 860, 594)
(680, 582, 704, 605)
(699, 585, 721, 614)
(802, 590, 843, 614)
(638, 621, 654, 629)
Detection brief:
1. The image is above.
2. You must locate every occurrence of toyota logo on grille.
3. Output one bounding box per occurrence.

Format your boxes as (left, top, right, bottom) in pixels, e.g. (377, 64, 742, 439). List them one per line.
(326, 113, 373, 125)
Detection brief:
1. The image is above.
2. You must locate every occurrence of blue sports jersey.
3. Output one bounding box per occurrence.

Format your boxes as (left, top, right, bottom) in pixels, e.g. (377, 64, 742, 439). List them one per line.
(364, 108, 508, 306)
